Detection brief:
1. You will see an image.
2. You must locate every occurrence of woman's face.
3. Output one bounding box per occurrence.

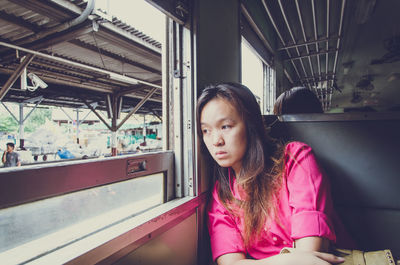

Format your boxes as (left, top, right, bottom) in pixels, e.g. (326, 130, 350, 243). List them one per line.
(200, 97, 247, 175)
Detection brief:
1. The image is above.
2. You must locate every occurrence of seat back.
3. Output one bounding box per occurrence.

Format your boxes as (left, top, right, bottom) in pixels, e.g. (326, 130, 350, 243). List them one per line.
(265, 113, 400, 258)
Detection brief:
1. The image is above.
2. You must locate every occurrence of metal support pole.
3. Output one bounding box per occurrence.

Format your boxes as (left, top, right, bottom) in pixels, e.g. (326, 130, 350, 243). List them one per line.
(76, 108, 80, 144)
(111, 131, 117, 156)
(111, 95, 118, 156)
(143, 114, 146, 145)
(111, 121, 117, 157)
(19, 103, 24, 149)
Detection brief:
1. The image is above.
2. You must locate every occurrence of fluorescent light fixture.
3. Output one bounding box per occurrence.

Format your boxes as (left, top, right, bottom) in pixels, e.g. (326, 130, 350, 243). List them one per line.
(109, 73, 139, 85)
(23, 96, 43, 104)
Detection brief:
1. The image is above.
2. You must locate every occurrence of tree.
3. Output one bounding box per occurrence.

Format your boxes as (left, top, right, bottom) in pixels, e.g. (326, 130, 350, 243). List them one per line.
(24, 108, 52, 133)
(0, 106, 52, 133)
(0, 115, 18, 132)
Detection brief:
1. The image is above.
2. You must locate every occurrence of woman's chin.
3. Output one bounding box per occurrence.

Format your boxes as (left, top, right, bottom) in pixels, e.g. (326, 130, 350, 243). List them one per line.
(216, 161, 232, 168)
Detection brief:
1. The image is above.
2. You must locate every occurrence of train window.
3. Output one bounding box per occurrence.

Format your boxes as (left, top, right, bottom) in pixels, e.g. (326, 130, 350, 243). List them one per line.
(241, 40, 276, 114)
(0, 173, 163, 263)
(241, 40, 264, 107)
(0, 0, 166, 162)
(240, 4, 277, 115)
(0, 0, 195, 263)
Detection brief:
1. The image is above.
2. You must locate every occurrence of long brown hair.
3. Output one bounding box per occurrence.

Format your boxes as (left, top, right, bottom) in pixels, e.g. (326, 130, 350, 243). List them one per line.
(197, 82, 285, 247)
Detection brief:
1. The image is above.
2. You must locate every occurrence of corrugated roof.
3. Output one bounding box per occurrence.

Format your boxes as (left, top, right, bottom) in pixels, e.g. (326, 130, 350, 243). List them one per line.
(0, 0, 163, 116)
(111, 17, 162, 49)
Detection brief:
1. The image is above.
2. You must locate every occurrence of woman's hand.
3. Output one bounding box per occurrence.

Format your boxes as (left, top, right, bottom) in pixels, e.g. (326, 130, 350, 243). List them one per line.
(216, 250, 344, 265)
(274, 249, 345, 265)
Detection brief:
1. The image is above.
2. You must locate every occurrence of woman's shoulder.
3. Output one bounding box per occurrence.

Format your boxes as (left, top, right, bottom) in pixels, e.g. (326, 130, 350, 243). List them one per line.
(284, 141, 312, 154)
(283, 141, 316, 169)
(283, 141, 322, 177)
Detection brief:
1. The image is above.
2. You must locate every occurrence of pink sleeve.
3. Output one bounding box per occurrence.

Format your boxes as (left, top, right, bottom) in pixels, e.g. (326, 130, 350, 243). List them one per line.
(208, 183, 245, 261)
(285, 142, 336, 242)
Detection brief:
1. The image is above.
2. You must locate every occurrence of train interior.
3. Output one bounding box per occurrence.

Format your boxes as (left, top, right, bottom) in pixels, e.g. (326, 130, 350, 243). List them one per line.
(0, 0, 399, 264)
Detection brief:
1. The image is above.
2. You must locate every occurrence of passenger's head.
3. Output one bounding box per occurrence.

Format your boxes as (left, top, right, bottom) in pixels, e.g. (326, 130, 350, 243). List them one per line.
(273, 86, 323, 115)
(6, 142, 15, 152)
(196, 82, 272, 175)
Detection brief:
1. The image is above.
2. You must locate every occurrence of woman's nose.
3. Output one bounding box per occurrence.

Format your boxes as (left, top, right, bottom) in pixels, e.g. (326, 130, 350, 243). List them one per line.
(212, 131, 224, 146)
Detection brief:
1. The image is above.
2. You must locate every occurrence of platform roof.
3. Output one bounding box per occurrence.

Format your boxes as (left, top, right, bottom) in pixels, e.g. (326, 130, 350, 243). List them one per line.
(0, 0, 162, 116)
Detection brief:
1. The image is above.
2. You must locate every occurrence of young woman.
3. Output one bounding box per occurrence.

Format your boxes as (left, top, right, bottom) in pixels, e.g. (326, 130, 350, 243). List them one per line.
(196, 83, 351, 265)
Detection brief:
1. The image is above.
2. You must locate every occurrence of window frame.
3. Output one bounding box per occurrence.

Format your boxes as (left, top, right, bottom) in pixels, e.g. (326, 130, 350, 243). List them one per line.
(0, 1, 198, 263)
(0, 151, 175, 209)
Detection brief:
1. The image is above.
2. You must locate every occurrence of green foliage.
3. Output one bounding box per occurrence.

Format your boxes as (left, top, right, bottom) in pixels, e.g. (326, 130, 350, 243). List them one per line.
(24, 108, 52, 133)
(0, 107, 52, 133)
(0, 115, 18, 132)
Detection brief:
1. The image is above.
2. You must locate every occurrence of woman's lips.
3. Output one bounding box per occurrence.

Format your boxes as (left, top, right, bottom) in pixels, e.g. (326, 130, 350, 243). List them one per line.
(215, 151, 228, 158)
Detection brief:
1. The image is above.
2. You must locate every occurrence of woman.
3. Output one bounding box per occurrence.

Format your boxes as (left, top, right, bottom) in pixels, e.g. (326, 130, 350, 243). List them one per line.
(196, 83, 350, 265)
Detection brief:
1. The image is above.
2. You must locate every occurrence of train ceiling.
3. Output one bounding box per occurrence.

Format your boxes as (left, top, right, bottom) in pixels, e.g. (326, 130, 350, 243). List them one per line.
(0, 0, 162, 117)
(254, 0, 400, 111)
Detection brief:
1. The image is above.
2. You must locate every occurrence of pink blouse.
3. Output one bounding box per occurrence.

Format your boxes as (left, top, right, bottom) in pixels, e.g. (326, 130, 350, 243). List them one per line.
(208, 141, 351, 260)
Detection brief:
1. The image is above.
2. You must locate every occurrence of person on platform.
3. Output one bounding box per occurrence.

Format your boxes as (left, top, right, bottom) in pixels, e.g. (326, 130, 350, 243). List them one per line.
(2, 142, 21, 167)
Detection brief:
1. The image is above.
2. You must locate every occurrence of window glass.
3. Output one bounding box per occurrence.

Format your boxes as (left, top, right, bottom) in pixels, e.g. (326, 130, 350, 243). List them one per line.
(0, 0, 166, 165)
(241, 40, 268, 114)
(0, 1, 172, 262)
(0, 173, 163, 261)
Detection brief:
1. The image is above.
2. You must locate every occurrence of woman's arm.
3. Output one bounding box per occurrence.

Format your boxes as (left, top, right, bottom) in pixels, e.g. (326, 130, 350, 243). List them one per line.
(295, 236, 331, 252)
(216, 251, 344, 265)
(217, 235, 335, 265)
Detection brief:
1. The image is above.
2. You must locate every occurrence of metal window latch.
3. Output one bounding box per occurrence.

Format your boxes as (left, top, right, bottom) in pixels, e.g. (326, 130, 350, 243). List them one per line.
(173, 69, 185, 79)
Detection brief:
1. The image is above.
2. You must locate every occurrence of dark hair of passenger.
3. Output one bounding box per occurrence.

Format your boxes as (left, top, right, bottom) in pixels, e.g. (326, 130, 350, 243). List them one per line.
(273, 86, 323, 115)
(6, 142, 15, 148)
(196, 82, 284, 246)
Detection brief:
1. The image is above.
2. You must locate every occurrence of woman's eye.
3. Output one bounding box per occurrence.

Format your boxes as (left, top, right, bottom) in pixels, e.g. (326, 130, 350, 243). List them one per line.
(222, 125, 231, 130)
(202, 128, 209, 134)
